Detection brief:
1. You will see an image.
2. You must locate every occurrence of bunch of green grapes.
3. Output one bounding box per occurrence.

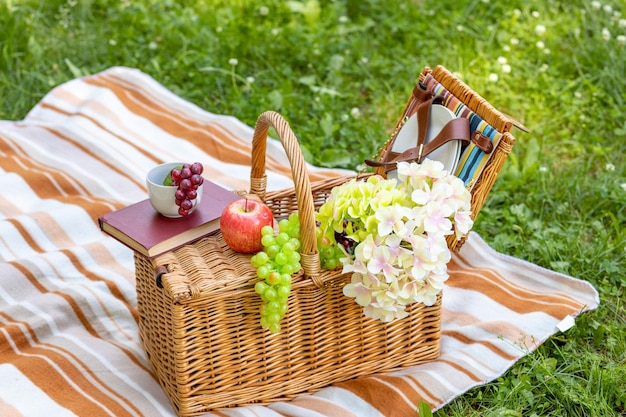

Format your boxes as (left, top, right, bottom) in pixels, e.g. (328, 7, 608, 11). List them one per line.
(250, 213, 301, 334)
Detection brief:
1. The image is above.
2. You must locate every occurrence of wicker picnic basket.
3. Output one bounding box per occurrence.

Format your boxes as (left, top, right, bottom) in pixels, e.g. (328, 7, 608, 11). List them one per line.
(135, 65, 518, 417)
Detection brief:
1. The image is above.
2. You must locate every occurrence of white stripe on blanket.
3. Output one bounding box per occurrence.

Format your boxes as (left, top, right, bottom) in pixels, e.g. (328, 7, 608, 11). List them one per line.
(0, 67, 599, 417)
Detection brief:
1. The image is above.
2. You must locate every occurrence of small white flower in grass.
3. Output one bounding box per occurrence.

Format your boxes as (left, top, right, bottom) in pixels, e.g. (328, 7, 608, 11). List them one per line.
(350, 107, 361, 118)
(503, 45, 511, 52)
(497, 56, 508, 64)
(619, 19, 626, 28)
(603, 4, 612, 13)
(602, 28, 611, 41)
(108, 39, 117, 46)
(536, 40, 545, 49)
(510, 37, 520, 46)
(621, 183, 626, 192)
(338, 15, 349, 23)
(605, 163, 615, 171)
(489, 73, 499, 82)
(591, 1, 601, 10)
(246, 76, 255, 84)
(271, 28, 280, 36)
(259, 6, 269, 16)
(513, 9, 521, 17)
(617, 35, 626, 46)
(535, 24, 546, 36)
(532, 11, 540, 18)
(228, 58, 238, 66)
(502, 64, 512, 73)
(456, 25, 464, 32)
(360, 56, 368, 64)
(216, 26, 223, 33)
(539, 166, 548, 173)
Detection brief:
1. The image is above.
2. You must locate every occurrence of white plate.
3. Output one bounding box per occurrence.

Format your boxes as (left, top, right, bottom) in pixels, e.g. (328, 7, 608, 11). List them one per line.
(387, 104, 461, 179)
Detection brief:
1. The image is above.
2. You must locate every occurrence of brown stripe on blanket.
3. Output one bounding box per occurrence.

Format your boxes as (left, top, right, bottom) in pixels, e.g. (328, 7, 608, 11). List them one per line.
(58, 248, 141, 326)
(0, 398, 24, 417)
(37, 122, 149, 190)
(437, 359, 483, 382)
(441, 308, 534, 349)
(93, 71, 336, 183)
(7, 261, 149, 371)
(441, 330, 517, 361)
(334, 376, 422, 417)
(0, 313, 143, 417)
(285, 396, 359, 416)
(0, 133, 93, 199)
(448, 258, 583, 316)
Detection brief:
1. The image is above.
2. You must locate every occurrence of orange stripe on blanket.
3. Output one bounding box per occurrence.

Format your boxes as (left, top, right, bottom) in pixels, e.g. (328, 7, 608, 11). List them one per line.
(284, 396, 358, 417)
(441, 330, 517, 361)
(334, 377, 419, 417)
(442, 308, 534, 348)
(91, 72, 336, 183)
(8, 261, 149, 372)
(83, 75, 258, 165)
(37, 121, 148, 190)
(0, 397, 25, 417)
(448, 259, 582, 317)
(0, 133, 90, 199)
(437, 359, 483, 383)
(0, 313, 143, 417)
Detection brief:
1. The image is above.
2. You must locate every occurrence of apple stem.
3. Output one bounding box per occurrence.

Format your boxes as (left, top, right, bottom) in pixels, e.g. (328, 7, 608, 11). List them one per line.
(244, 198, 249, 213)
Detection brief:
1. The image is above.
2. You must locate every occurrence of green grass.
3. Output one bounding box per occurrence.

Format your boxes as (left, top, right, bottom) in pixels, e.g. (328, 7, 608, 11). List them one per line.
(1, 0, 624, 415)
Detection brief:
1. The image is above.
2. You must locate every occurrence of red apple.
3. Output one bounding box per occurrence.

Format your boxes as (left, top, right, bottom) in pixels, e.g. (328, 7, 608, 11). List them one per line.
(220, 198, 275, 253)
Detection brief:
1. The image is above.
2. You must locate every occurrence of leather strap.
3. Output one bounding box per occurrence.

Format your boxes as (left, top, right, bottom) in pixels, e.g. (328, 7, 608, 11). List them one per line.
(413, 82, 434, 103)
(471, 130, 493, 153)
(365, 98, 470, 172)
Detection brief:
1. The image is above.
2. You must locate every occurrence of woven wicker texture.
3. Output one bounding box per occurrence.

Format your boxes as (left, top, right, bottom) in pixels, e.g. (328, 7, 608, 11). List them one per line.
(135, 66, 516, 416)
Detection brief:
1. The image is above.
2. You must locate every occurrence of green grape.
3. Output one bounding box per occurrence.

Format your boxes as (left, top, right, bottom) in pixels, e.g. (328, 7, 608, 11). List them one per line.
(261, 234, 276, 247)
(279, 274, 292, 286)
(265, 244, 280, 258)
(288, 251, 301, 264)
(289, 238, 301, 251)
(255, 251, 269, 265)
(276, 285, 290, 299)
(255, 281, 269, 295)
(250, 211, 305, 334)
(276, 232, 290, 245)
(280, 263, 294, 275)
(264, 287, 278, 301)
(278, 219, 290, 233)
(274, 252, 288, 266)
(324, 258, 338, 270)
(256, 264, 271, 279)
(278, 302, 288, 316)
(266, 271, 281, 285)
(268, 322, 281, 334)
(266, 300, 281, 312)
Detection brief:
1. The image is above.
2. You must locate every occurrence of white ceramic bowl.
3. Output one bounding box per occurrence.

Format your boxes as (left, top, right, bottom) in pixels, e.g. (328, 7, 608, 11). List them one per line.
(146, 162, 203, 218)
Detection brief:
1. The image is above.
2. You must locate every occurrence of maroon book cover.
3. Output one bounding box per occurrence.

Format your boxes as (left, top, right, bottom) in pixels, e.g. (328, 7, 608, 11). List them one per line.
(98, 181, 240, 258)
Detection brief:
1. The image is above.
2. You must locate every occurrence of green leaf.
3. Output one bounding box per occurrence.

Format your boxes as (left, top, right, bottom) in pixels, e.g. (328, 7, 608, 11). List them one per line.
(416, 399, 432, 417)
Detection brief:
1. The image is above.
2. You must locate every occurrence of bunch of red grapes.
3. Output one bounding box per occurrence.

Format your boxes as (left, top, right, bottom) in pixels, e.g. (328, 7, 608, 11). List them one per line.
(167, 162, 204, 216)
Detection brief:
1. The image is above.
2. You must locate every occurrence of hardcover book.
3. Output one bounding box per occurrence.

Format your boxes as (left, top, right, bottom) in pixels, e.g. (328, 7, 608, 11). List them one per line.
(98, 180, 240, 258)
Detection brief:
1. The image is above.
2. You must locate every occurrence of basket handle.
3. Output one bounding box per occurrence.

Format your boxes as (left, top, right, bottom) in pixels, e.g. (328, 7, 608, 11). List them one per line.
(250, 111, 322, 286)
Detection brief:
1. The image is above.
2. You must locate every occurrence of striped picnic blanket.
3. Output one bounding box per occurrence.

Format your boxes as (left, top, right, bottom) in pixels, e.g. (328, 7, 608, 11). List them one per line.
(0, 67, 599, 417)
